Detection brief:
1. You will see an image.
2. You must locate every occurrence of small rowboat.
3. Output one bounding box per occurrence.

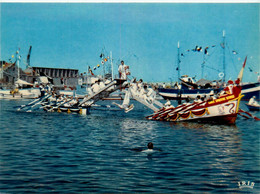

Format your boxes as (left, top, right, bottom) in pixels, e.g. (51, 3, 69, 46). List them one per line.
(245, 103, 260, 111)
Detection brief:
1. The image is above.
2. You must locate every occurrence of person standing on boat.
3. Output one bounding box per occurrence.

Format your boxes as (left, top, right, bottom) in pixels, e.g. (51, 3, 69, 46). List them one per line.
(144, 85, 157, 104)
(137, 79, 144, 97)
(39, 84, 45, 97)
(99, 80, 105, 90)
(249, 96, 259, 106)
(194, 95, 202, 103)
(221, 80, 234, 96)
(118, 60, 129, 80)
(92, 80, 100, 93)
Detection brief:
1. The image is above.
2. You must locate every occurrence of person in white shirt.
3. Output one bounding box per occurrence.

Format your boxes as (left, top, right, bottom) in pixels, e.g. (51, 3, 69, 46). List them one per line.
(48, 94, 57, 104)
(145, 85, 157, 104)
(99, 80, 105, 90)
(118, 60, 129, 80)
(194, 95, 202, 103)
(164, 99, 174, 109)
(249, 96, 259, 106)
(92, 81, 100, 93)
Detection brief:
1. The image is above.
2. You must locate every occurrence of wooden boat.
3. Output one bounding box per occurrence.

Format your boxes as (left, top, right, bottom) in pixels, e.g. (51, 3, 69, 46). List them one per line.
(43, 105, 90, 114)
(146, 92, 243, 124)
(147, 57, 248, 124)
(245, 103, 260, 111)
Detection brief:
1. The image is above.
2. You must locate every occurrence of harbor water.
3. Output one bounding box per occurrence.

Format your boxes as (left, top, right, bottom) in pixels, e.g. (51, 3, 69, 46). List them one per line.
(0, 99, 259, 193)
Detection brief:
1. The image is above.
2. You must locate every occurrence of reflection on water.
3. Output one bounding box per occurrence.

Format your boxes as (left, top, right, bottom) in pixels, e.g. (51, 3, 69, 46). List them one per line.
(0, 100, 259, 193)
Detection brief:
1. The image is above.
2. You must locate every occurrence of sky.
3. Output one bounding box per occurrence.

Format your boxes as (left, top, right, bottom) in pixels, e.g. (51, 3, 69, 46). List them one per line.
(0, 3, 259, 83)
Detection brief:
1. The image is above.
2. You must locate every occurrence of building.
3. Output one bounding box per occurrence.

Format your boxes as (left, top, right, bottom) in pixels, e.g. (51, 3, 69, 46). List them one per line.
(25, 66, 79, 89)
(0, 60, 79, 89)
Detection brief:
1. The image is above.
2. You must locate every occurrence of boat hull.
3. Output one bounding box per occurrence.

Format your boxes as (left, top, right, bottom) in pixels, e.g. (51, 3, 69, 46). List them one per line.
(147, 94, 243, 124)
(43, 105, 90, 114)
(245, 103, 260, 111)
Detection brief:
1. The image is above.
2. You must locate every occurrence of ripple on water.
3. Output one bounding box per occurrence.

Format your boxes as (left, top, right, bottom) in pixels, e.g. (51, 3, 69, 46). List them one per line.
(0, 101, 259, 193)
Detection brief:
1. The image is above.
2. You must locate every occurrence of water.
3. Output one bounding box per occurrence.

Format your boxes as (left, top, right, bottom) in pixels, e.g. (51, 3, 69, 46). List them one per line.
(0, 100, 259, 193)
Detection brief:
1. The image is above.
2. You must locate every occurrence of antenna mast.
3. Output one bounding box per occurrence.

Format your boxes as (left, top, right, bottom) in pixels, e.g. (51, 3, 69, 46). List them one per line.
(110, 51, 113, 79)
(16, 49, 20, 81)
(222, 30, 226, 83)
(177, 41, 180, 82)
(26, 46, 32, 69)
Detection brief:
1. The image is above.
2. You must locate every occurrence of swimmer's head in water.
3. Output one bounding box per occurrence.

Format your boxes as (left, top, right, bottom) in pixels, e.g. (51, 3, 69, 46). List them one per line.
(147, 142, 153, 149)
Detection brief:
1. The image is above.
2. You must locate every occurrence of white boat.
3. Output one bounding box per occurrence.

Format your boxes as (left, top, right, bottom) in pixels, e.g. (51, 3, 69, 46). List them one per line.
(0, 87, 40, 99)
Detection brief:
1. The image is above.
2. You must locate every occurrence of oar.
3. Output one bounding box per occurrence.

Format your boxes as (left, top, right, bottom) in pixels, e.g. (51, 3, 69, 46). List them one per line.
(147, 103, 186, 119)
(26, 94, 52, 112)
(156, 104, 192, 121)
(47, 98, 73, 112)
(154, 107, 178, 120)
(146, 102, 194, 120)
(238, 112, 250, 119)
(239, 109, 260, 121)
(166, 101, 206, 120)
(147, 103, 190, 120)
(16, 96, 45, 111)
(178, 101, 206, 114)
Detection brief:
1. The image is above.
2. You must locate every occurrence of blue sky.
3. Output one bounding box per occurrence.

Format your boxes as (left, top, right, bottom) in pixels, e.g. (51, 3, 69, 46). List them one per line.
(0, 3, 259, 83)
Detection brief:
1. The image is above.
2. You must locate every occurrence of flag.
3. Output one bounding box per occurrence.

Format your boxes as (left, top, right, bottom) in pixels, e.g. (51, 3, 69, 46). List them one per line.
(204, 47, 209, 55)
(192, 46, 198, 52)
(88, 66, 94, 76)
(197, 47, 202, 52)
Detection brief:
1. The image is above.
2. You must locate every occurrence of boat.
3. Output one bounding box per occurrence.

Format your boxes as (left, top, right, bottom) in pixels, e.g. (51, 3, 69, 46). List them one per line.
(245, 103, 260, 111)
(147, 93, 243, 124)
(147, 57, 248, 124)
(42, 105, 90, 114)
(158, 31, 259, 102)
(158, 79, 259, 101)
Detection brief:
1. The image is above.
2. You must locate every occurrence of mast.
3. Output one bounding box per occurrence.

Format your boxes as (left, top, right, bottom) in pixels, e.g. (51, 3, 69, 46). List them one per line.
(16, 49, 20, 81)
(26, 46, 32, 69)
(177, 41, 180, 82)
(201, 55, 205, 79)
(222, 30, 226, 83)
(110, 51, 113, 79)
